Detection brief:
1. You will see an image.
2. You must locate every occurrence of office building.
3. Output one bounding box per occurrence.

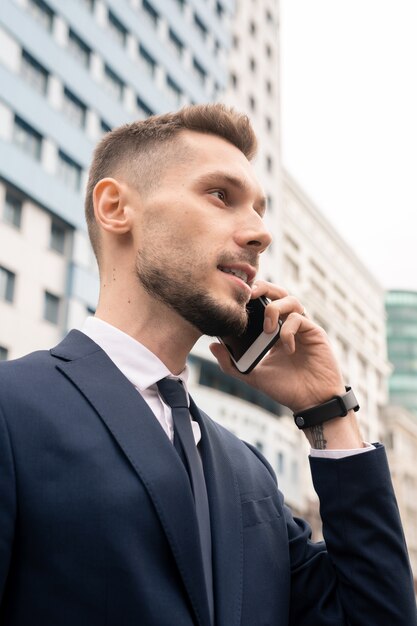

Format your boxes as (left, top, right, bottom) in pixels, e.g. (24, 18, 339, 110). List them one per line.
(386, 290, 417, 417)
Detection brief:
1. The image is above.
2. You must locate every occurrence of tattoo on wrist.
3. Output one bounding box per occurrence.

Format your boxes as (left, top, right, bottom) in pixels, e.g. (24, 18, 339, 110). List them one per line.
(310, 425, 327, 450)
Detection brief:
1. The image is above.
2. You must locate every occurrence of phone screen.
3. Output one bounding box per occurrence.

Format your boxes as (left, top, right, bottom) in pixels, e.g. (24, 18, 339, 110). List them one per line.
(220, 298, 267, 361)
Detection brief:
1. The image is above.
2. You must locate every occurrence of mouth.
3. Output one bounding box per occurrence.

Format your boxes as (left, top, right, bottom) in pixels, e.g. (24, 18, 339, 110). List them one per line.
(217, 264, 256, 290)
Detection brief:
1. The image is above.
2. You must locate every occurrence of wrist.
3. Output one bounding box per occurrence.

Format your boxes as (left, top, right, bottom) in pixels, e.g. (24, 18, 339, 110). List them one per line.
(293, 386, 360, 430)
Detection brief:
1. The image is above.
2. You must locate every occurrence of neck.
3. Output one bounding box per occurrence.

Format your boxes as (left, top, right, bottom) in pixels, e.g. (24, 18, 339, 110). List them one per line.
(94, 287, 201, 376)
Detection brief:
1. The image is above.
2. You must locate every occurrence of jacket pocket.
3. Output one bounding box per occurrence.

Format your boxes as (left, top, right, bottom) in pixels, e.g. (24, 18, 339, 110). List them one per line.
(242, 495, 281, 528)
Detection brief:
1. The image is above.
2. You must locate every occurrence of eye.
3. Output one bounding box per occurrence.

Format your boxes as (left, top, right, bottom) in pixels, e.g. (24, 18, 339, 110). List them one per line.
(210, 189, 226, 202)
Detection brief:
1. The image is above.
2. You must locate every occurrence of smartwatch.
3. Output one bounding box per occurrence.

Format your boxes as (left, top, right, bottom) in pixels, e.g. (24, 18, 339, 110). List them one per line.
(293, 386, 360, 430)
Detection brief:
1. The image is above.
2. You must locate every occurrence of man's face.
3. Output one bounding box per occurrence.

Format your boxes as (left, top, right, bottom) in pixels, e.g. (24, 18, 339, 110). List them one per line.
(134, 131, 272, 337)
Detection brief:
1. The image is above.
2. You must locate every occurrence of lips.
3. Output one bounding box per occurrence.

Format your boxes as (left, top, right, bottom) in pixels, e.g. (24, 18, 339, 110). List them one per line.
(217, 263, 256, 286)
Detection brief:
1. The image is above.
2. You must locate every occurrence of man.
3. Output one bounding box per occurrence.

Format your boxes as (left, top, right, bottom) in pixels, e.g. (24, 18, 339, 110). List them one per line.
(0, 104, 415, 625)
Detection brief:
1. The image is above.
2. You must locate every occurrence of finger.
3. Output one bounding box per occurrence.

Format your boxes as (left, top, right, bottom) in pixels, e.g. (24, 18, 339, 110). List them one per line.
(263, 295, 306, 333)
(209, 341, 244, 377)
(251, 280, 289, 301)
(279, 311, 310, 354)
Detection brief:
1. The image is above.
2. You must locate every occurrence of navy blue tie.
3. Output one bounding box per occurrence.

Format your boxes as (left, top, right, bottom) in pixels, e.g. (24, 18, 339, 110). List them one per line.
(157, 378, 214, 625)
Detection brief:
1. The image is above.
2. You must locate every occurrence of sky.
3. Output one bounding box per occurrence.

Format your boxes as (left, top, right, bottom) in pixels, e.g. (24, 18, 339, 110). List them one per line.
(280, 0, 417, 291)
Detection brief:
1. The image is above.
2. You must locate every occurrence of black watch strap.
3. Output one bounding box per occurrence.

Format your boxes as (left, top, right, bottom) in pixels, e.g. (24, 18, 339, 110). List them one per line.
(293, 386, 360, 430)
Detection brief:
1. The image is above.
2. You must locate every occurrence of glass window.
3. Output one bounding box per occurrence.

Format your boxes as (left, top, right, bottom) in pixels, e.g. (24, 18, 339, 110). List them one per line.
(57, 151, 82, 192)
(21, 50, 48, 95)
(136, 96, 153, 119)
(276, 451, 284, 475)
(100, 120, 112, 134)
(3, 191, 22, 229)
(108, 10, 127, 47)
(68, 29, 91, 68)
(216, 2, 225, 18)
(13, 116, 42, 161)
(266, 154, 273, 172)
(103, 65, 124, 101)
(44, 291, 60, 325)
(0, 346, 8, 361)
(194, 14, 207, 40)
(166, 76, 182, 106)
(249, 20, 257, 35)
(62, 88, 86, 129)
(168, 29, 184, 59)
(249, 95, 256, 111)
(27, 0, 54, 31)
(138, 45, 156, 77)
(174, 0, 185, 10)
(0, 266, 15, 304)
(142, 0, 159, 27)
(50, 221, 66, 254)
(192, 59, 206, 87)
(249, 56, 256, 72)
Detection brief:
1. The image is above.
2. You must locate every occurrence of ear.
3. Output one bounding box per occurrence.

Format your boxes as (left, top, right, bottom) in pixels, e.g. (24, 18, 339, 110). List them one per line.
(93, 178, 133, 235)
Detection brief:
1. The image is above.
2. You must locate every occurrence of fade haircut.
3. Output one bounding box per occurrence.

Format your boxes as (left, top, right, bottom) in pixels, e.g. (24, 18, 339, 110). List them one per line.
(84, 103, 258, 263)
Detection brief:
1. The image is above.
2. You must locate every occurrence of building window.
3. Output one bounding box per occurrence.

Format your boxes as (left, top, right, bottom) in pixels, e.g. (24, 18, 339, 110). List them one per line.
(138, 45, 156, 78)
(3, 191, 22, 229)
(216, 2, 225, 18)
(192, 59, 206, 88)
(232, 34, 239, 49)
(21, 50, 49, 95)
(100, 120, 112, 134)
(276, 451, 284, 475)
(265, 43, 272, 58)
(68, 29, 91, 68)
(249, 95, 256, 111)
(62, 88, 86, 129)
(266, 116, 273, 131)
(13, 116, 42, 161)
(168, 29, 184, 59)
(266, 154, 273, 172)
(136, 96, 153, 119)
(108, 10, 127, 47)
(166, 76, 182, 106)
(255, 441, 264, 453)
(249, 20, 257, 36)
(44, 291, 60, 325)
(230, 72, 238, 88)
(57, 151, 82, 192)
(194, 14, 208, 40)
(0, 266, 15, 304)
(103, 64, 124, 101)
(284, 254, 300, 282)
(174, 0, 185, 11)
(50, 221, 66, 254)
(27, 0, 54, 31)
(249, 57, 256, 72)
(266, 79, 273, 95)
(0, 346, 8, 361)
(142, 0, 159, 27)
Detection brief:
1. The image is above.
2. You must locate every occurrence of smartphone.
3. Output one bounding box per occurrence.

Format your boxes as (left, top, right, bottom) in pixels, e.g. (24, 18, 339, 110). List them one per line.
(218, 296, 282, 374)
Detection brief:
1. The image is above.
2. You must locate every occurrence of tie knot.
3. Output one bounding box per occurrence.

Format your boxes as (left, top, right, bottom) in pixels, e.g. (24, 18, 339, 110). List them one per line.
(157, 378, 188, 409)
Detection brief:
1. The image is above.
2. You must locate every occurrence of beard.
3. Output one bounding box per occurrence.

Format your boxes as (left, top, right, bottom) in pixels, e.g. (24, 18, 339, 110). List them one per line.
(135, 248, 249, 337)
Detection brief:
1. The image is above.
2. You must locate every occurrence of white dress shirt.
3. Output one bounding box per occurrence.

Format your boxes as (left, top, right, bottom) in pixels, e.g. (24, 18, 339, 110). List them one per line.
(81, 317, 373, 458)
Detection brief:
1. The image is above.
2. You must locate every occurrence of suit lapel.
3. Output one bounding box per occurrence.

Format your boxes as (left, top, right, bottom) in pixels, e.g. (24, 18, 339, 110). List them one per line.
(51, 331, 211, 626)
(190, 398, 244, 626)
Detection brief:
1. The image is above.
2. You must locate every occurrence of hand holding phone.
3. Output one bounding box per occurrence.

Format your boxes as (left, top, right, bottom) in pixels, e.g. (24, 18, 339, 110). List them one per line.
(218, 296, 282, 374)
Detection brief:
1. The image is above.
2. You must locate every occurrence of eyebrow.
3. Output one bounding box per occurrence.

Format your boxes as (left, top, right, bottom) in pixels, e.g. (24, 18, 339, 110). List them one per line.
(195, 171, 267, 216)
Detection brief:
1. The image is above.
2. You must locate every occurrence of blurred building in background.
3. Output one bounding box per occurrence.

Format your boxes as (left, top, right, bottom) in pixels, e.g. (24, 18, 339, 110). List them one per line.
(0, 0, 231, 358)
(386, 290, 417, 417)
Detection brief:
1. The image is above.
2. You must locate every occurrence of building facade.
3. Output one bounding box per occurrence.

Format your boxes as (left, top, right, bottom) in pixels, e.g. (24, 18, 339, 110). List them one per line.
(386, 290, 417, 417)
(0, 0, 232, 359)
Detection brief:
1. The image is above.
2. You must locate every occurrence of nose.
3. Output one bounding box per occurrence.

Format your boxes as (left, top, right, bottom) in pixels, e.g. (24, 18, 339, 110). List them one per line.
(234, 217, 272, 254)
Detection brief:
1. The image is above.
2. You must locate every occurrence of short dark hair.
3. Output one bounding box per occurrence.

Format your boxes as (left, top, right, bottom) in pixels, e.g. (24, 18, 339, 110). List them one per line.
(85, 103, 258, 263)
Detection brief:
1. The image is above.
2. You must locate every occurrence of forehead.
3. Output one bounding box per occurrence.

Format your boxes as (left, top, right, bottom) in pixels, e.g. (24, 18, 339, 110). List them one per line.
(177, 130, 264, 195)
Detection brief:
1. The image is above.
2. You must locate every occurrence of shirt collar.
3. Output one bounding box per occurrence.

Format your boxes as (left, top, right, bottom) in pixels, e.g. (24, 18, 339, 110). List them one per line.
(81, 317, 189, 392)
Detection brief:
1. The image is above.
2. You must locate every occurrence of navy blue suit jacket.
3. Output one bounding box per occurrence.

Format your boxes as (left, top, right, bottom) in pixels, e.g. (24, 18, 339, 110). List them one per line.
(0, 330, 415, 625)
